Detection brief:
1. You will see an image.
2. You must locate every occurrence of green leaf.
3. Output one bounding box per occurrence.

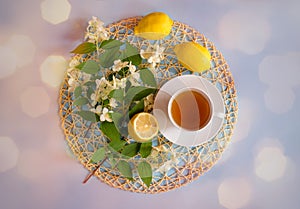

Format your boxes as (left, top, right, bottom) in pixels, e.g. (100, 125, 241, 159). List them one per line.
(122, 54, 142, 66)
(100, 121, 121, 142)
(90, 147, 106, 163)
(81, 60, 99, 74)
(140, 68, 157, 88)
(109, 139, 126, 152)
(100, 39, 124, 49)
(70, 42, 97, 54)
(101, 122, 125, 151)
(110, 112, 125, 134)
(139, 142, 152, 158)
(108, 155, 117, 168)
(77, 111, 98, 122)
(83, 81, 96, 100)
(84, 81, 96, 88)
(121, 143, 141, 158)
(74, 86, 82, 98)
(117, 160, 133, 180)
(111, 112, 123, 125)
(102, 99, 109, 106)
(109, 89, 124, 102)
(125, 86, 156, 104)
(99, 47, 121, 68)
(121, 42, 139, 58)
(73, 97, 89, 106)
(129, 99, 144, 118)
(75, 62, 86, 70)
(87, 86, 95, 99)
(120, 42, 141, 65)
(137, 161, 152, 187)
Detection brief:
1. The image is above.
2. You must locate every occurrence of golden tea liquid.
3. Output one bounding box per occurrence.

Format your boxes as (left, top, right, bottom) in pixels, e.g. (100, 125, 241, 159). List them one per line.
(170, 90, 211, 131)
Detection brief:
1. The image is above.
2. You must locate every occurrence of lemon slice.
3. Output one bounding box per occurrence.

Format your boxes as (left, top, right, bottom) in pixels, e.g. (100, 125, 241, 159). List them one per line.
(134, 12, 173, 40)
(174, 42, 211, 73)
(128, 112, 159, 143)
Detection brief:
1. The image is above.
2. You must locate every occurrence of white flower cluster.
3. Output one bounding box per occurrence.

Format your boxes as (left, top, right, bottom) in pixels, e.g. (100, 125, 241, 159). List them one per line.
(113, 60, 140, 86)
(68, 16, 158, 123)
(85, 16, 109, 43)
(140, 44, 165, 69)
(67, 56, 91, 91)
(89, 60, 141, 122)
(67, 57, 80, 89)
(144, 94, 154, 112)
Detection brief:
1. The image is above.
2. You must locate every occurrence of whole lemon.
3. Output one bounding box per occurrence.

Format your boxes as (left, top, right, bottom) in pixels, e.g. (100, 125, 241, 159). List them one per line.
(134, 12, 173, 40)
(174, 42, 211, 73)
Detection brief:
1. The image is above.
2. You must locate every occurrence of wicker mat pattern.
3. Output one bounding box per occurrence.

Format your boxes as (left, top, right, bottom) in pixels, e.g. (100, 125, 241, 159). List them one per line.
(59, 17, 238, 193)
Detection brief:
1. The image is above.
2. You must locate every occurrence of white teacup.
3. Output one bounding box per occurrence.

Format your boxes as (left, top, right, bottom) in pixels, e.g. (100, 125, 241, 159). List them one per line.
(153, 75, 225, 147)
(168, 87, 213, 132)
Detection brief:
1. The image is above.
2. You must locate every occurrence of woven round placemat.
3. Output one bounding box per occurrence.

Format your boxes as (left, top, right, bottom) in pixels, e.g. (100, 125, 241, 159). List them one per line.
(59, 16, 238, 193)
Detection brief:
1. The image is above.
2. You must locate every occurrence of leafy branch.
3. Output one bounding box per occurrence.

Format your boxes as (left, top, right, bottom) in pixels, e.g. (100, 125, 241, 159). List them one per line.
(71, 39, 157, 187)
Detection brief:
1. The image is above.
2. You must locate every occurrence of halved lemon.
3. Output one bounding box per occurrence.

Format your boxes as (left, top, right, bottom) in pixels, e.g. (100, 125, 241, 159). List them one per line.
(134, 12, 173, 40)
(174, 41, 211, 73)
(128, 112, 159, 143)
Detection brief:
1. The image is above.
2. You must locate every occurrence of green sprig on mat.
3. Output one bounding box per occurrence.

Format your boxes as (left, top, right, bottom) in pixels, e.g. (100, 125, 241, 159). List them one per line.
(69, 19, 159, 186)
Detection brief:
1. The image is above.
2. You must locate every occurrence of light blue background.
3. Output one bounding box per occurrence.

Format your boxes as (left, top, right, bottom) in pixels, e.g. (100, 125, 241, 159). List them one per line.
(0, 0, 299, 209)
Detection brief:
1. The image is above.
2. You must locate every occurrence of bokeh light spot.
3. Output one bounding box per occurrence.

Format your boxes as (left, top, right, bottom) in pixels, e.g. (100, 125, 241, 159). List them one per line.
(264, 86, 295, 114)
(40, 55, 67, 87)
(0, 136, 19, 173)
(218, 178, 252, 209)
(254, 137, 285, 153)
(255, 147, 287, 182)
(40, 0, 71, 25)
(259, 52, 300, 88)
(0, 45, 17, 79)
(20, 86, 50, 118)
(6, 34, 36, 67)
(218, 10, 271, 54)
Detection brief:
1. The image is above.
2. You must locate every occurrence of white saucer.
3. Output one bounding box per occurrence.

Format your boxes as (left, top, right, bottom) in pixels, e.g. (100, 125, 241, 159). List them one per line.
(153, 75, 225, 147)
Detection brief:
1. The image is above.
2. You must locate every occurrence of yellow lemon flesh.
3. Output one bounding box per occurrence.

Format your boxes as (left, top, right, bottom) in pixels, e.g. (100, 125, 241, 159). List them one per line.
(174, 42, 211, 73)
(128, 112, 159, 143)
(134, 12, 173, 40)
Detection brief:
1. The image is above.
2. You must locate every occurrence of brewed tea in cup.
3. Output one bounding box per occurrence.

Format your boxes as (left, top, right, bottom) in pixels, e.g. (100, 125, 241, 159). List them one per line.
(168, 88, 212, 131)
